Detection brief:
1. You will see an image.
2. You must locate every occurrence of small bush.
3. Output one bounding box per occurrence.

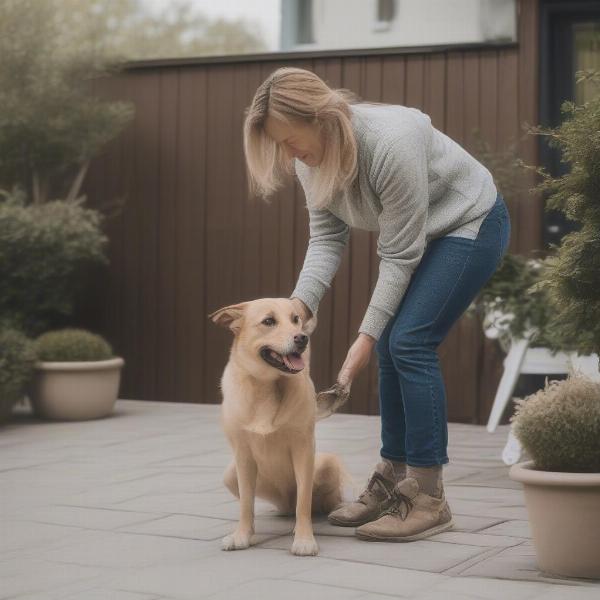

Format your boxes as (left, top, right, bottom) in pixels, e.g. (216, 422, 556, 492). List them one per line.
(33, 328, 113, 362)
(0, 328, 37, 423)
(0, 188, 109, 337)
(511, 373, 600, 472)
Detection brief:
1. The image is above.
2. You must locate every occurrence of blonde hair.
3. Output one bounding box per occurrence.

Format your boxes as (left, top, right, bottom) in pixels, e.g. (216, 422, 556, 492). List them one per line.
(243, 67, 360, 210)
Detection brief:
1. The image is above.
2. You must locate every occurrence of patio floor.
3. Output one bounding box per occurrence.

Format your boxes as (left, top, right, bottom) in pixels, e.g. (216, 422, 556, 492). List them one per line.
(1, 399, 599, 599)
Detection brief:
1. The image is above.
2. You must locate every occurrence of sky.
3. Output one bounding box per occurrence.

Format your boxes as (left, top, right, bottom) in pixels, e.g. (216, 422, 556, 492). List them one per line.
(141, 0, 282, 50)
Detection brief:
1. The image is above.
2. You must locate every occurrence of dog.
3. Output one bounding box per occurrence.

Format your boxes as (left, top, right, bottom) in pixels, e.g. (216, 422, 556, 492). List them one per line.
(208, 297, 352, 556)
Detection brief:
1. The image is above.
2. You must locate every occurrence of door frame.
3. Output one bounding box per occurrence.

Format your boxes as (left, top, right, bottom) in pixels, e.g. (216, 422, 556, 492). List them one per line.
(539, 0, 600, 245)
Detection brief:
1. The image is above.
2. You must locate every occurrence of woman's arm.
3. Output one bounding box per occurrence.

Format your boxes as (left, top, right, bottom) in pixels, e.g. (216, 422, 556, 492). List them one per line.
(290, 205, 350, 319)
(358, 125, 430, 341)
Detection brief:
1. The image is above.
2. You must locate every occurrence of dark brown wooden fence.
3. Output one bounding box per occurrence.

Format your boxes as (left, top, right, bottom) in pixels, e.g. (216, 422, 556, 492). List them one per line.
(78, 0, 541, 423)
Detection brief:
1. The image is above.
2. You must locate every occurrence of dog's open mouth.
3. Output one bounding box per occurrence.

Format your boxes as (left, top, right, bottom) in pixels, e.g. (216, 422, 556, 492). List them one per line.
(259, 346, 305, 373)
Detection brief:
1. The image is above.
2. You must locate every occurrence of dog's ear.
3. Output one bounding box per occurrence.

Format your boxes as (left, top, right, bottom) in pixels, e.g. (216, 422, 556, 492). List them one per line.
(291, 297, 318, 336)
(302, 313, 318, 336)
(208, 302, 248, 334)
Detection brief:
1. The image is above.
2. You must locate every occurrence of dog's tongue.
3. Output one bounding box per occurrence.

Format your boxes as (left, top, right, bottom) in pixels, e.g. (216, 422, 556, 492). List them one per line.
(283, 352, 304, 371)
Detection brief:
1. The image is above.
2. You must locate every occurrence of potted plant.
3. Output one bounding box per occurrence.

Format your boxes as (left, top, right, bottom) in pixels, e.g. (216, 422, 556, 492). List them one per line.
(467, 253, 557, 353)
(509, 374, 600, 578)
(28, 328, 124, 421)
(0, 325, 38, 424)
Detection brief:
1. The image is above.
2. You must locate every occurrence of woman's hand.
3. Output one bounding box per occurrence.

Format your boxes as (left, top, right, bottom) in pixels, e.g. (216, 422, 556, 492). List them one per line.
(337, 333, 377, 388)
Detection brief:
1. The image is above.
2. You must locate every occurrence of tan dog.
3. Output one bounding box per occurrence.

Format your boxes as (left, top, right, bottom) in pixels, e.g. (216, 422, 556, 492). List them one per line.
(209, 297, 351, 556)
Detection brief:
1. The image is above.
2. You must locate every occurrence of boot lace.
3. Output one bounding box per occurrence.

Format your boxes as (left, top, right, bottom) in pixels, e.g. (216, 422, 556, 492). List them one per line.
(357, 471, 395, 506)
(381, 488, 414, 520)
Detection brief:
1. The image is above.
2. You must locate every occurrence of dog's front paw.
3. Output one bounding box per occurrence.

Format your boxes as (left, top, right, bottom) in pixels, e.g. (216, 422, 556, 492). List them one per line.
(291, 535, 319, 556)
(221, 530, 253, 551)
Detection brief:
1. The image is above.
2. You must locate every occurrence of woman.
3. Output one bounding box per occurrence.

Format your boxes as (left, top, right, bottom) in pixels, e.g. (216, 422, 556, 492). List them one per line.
(243, 67, 510, 542)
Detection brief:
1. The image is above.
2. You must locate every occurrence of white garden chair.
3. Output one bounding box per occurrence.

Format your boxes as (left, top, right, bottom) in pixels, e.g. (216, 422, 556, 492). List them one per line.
(482, 310, 600, 465)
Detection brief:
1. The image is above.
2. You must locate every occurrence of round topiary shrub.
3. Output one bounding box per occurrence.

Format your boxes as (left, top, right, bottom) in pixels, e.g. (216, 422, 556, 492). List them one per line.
(33, 328, 113, 362)
(0, 328, 38, 423)
(511, 373, 600, 473)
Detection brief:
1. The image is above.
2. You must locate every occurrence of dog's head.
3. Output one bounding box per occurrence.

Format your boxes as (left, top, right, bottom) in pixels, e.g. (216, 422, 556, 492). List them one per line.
(208, 298, 317, 378)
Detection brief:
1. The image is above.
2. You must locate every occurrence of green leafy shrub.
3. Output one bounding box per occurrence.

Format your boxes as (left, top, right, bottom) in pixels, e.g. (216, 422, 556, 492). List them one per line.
(468, 132, 563, 350)
(0, 0, 135, 204)
(0, 328, 37, 423)
(33, 328, 113, 362)
(526, 70, 600, 356)
(468, 254, 557, 350)
(0, 187, 109, 337)
(512, 373, 600, 472)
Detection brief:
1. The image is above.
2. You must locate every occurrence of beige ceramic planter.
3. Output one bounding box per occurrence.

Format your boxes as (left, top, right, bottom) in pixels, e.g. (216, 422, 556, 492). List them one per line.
(509, 460, 600, 579)
(29, 357, 124, 421)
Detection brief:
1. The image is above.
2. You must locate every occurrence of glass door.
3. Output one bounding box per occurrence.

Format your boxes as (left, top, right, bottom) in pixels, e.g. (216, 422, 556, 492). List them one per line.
(540, 1, 600, 247)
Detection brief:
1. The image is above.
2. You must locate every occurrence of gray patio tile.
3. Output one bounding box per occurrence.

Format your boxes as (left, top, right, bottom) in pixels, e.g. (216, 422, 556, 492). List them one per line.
(106, 547, 326, 599)
(287, 557, 446, 597)
(3, 399, 598, 598)
(529, 585, 600, 599)
(204, 578, 365, 600)
(61, 591, 161, 600)
(57, 473, 223, 508)
(34, 529, 216, 569)
(256, 533, 488, 572)
(417, 576, 591, 600)
(478, 519, 532, 538)
(111, 491, 240, 520)
(445, 485, 524, 503)
(14, 504, 167, 532)
(451, 514, 505, 532)
(456, 542, 598, 586)
(0, 556, 102, 598)
(0, 518, 97, 559)
(116, 512, 294, 541)
(445, 498, 530, 520)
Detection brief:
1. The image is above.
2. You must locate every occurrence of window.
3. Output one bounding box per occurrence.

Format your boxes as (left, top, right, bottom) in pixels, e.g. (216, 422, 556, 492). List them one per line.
(297, 0, 314, 44)
(378, 0, 396, 23)
(374, 0, 396, 32)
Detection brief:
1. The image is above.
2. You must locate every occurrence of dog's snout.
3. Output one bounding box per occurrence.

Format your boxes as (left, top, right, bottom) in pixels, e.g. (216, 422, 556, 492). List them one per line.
(294, 333, 308, 349)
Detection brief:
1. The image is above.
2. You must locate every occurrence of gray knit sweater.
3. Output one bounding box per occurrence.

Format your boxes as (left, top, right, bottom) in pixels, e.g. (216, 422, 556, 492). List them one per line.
(290, 102, 498, 341)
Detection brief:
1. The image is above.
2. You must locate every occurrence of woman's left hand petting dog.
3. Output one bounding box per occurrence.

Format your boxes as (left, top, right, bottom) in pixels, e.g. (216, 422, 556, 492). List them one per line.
(208, 297, 348, 557)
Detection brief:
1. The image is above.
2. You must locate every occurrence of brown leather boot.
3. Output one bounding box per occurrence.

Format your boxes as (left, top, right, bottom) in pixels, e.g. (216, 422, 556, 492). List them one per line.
(355, 476, 454, 542)
(327, 459, 400, 527)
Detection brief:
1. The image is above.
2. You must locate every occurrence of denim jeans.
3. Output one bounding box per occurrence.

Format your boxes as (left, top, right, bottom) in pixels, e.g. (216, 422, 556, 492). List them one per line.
(376, 193, 511, 467)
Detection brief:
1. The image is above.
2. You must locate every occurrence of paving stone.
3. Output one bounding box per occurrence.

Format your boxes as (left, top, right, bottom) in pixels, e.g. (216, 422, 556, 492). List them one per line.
(204, 578, 365, 599)
(14, 504, 166, 532)
(257, 534, 488, 572)
(107, 547, 324, 598)
(416, 576, 590, 600)
(478, 519, 532, 538)
(456, 543, 598, 586)
(116, 513, 294, 541)
(450, 514, 505, 532)
(2, 399, 596, 599)
(288, 557, 447, 597)
(0, 556, 102, 598)
(34, 529, 216, 569)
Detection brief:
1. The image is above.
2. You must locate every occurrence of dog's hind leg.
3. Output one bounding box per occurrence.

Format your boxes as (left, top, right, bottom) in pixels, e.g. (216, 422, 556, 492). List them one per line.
(223, 460, 293, 515)
(311, 453, 349, 514)
(223, 460, 239, 498)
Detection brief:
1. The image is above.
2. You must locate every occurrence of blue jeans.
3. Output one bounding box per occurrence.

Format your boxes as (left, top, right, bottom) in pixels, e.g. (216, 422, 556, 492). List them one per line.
(376, 193, 511, 466)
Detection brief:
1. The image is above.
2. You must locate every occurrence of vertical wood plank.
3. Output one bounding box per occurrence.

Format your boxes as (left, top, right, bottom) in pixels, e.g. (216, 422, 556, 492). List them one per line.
(176, 66, 208, 404)
(204, 64, 236, 403)
(157, 68, 179, 402)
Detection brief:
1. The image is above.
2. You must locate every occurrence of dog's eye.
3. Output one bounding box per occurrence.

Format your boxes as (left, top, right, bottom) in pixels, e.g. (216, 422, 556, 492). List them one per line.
(292, 314, 300, 324)
(262, 317, 276, 326)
